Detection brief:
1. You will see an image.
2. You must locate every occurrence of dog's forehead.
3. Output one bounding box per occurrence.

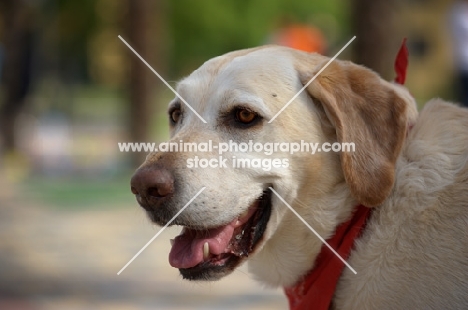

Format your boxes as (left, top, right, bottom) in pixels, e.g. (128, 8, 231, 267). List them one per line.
(177, 46, 296, 95)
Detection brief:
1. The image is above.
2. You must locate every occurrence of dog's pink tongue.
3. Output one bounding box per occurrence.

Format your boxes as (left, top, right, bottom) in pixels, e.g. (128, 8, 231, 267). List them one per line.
(169, 220, 236, 269)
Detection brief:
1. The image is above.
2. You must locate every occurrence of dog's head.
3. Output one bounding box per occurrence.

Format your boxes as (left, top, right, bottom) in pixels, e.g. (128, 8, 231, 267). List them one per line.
(130, 46, 417, 286)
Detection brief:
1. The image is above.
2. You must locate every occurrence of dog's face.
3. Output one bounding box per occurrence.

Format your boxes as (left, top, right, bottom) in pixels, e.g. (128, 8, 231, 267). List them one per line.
(130, 46, 418, 286)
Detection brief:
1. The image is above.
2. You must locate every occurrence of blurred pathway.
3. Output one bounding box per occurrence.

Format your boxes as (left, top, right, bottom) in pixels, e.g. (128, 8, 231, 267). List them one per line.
(0, 175, 287, 310)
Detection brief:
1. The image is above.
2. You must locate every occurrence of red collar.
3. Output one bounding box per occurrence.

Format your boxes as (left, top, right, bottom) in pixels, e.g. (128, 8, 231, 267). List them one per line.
(393, 38, 414, 134)
(284, 204, 371, 310)
(394, 38, 409, 85)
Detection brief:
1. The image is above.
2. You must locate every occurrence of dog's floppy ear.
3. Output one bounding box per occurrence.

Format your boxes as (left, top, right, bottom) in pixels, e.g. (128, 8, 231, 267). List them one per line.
(300, 59, 411, 207)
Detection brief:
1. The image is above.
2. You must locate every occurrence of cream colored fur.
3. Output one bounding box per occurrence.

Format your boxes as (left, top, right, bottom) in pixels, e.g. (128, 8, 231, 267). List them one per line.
(143, 46, 468, 309)
(334, 100, 468, 309)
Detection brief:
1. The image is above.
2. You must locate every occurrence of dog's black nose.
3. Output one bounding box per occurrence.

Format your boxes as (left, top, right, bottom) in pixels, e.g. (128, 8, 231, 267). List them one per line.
(130, 166, 174, 209)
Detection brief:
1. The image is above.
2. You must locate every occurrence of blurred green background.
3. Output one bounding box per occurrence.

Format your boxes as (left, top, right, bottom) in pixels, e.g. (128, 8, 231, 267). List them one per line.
(0, 0, 462, 309)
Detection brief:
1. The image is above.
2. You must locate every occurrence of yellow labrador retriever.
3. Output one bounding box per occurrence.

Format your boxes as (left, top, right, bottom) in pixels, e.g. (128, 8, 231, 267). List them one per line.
(130, 46, 468, 309)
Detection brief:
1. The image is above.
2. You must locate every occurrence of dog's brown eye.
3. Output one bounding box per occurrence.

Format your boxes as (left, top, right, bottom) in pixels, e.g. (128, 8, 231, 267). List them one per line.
(170, 108, 181, 123)
(235, 109, 257, 124)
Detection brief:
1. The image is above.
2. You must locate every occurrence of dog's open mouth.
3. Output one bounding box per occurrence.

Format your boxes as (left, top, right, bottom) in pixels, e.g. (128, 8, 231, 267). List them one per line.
(168, 188, 272, 280)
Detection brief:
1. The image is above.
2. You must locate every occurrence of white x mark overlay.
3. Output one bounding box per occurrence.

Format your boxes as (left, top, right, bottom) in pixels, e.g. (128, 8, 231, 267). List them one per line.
(117, 187, 206, 275)
(268, 36, 356, 123)
(269, 187, 357, 274)
(118, 35, 207, 123)
(117, 35, 357, 275)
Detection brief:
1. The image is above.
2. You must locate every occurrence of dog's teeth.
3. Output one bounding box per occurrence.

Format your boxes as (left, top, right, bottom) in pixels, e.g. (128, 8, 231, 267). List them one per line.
(170, 239, 175, 246)
(203, 242, 209, 260)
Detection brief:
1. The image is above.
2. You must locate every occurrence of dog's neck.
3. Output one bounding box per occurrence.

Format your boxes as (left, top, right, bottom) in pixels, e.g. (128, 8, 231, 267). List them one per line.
(247, 182, 357, 288)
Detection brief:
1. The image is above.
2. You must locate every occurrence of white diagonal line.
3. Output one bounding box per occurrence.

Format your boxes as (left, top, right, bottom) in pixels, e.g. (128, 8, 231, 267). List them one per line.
(117, 187, 206, 275)
(268, 36, 356, 123)
(118, 35, 207, 124)
(269, 187, 357, 274)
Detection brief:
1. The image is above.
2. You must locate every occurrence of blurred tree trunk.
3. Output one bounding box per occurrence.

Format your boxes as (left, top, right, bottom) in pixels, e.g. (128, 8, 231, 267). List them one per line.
(128, 0, 152, 166)
(351, 0, 397, 79)
(0, 0, 33, 154)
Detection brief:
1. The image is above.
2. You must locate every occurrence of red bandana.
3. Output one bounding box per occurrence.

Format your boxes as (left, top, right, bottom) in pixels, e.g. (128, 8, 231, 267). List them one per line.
(284, 205, 371, 310)
(394, 38, 409, 85)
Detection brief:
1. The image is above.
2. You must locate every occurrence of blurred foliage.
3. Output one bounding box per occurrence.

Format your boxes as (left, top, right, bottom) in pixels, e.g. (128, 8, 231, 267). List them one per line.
(167, 0, 348, 75)
(38, 0, 98, 83)
(32, 0, 348, 86)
